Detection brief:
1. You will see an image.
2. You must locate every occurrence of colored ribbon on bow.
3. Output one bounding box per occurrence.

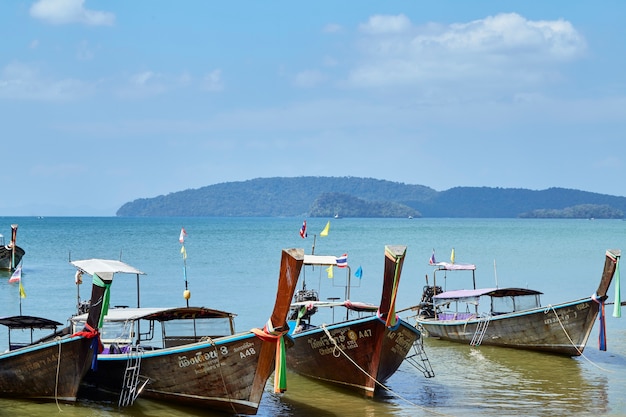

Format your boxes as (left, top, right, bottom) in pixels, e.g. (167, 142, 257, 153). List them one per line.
(252, 320, 289, 393)
(592, 293, 607, 351)
(71, 323, 103, 369)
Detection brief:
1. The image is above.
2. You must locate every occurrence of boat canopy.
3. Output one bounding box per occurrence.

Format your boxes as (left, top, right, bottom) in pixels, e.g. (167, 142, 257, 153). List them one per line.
(434, 287, 543, 300)
(291, 300, 377, 312)
(71, 258, 145, 280)
(71, 306, 235, 324)
(0, 315, 63, 330)
(304, 254, 338, 266)
(433, 262, 476, 271)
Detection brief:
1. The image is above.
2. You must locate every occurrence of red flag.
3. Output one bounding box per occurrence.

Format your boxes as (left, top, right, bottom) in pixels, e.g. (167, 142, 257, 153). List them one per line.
(299, 220, 307, 238)
(179, 227, 187, 243)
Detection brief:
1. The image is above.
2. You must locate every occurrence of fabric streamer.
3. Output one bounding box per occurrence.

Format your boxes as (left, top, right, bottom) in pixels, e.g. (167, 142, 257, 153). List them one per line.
(92, 273, 112, 328)
(592, 294, 607, 351)
(274, 336, 287, 393)
(251, 324, 289, 393)
(613, 258, 621, 318)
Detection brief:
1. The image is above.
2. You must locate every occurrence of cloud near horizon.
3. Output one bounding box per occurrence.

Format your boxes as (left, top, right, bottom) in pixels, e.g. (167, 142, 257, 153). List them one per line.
(30, 0, 115, 26)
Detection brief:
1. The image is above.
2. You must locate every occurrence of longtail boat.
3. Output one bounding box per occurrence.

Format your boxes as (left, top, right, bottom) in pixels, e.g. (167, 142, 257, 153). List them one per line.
(404, 249, 621, 356)
(72, 248, 304, 415)
(0, 259, 142, 401)
(286, 245, 434, 397)
(0, 224, 25, 271)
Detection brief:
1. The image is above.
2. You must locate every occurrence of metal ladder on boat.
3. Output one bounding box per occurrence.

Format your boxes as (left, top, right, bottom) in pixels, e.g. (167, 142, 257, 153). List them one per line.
(118, 347, 149, 407)
(404, 336, 435, 378)
(470, 316, 491, 347)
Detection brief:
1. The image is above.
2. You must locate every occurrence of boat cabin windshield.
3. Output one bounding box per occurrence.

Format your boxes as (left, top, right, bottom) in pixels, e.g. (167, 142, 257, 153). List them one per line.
(433, 288, 542, 319)
(0, 316, 63, 351)
(490, 290, 541, 314)
(71, 307, 236, 352)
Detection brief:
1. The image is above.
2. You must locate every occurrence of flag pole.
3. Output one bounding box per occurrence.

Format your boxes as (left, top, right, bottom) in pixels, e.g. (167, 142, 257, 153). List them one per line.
(10, 224, 17, 271)
(180, 228, 190, 308)
(18, 277, 22, 315)
(183, 249, 189, 308)
(9, 262, 24, 315)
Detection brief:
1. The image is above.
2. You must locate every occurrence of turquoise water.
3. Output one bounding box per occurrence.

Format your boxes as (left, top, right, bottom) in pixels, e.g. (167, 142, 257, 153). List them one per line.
(1, 217, 625, 416)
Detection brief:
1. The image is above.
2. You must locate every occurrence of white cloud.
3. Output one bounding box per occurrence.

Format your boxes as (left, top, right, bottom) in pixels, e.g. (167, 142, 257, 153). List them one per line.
(114, 71, 168, 98)
(30, 0, 115, 26)
(0, 61, 90, 101)
(202, 69, 224, 92)
(359, 14, 411, 34)
(132, 71, 157, 86)
(348, 13, 586, 91)
(293, 70, 326, 88)
(76, 40, 94, 60)
(323, 23, 342, 34)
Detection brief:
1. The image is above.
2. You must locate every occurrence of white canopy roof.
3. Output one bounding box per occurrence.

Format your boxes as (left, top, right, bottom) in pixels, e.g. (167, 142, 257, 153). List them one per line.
(71, 307, 164, 323)
(303, 254, 338, 266)
(71, 258, 145, 280)
(433, 262, 476, 271)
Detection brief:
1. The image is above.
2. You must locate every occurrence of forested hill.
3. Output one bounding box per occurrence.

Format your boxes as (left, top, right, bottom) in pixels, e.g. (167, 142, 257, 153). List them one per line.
(116, 176, 626, 219)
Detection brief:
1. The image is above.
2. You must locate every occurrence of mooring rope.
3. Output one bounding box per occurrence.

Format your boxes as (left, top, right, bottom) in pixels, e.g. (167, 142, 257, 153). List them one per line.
(546, 305, 613, 373)
(205, 337, 237, 415)
(320, 324, 453, 417)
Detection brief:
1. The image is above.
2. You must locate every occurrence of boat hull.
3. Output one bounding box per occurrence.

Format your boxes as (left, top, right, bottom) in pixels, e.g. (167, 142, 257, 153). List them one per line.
(417, 297, 600, 356)
(286, 316, 420, 397)
(0, 245, 25, 271)
(0, 336, 95, 401)
(82, 331, 278, 414)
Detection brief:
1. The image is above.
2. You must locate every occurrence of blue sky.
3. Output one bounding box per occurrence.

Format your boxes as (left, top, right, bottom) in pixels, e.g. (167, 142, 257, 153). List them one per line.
(2, 1, 625, 216)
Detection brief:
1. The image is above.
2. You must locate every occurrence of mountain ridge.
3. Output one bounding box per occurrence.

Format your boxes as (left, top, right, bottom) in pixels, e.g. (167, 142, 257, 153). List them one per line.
(116, 176, 626, 218)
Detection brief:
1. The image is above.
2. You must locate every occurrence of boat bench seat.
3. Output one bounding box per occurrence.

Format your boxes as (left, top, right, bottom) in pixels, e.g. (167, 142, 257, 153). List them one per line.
(9, 343, 29, 351)
(102, 343, 131, 354)
(437, 312, 475, 321)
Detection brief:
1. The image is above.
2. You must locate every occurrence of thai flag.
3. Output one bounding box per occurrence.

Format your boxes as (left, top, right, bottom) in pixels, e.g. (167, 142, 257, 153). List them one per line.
(299, 220, 307, 238)
(429, 250, 436, 265)
(336, 254, 348, 268)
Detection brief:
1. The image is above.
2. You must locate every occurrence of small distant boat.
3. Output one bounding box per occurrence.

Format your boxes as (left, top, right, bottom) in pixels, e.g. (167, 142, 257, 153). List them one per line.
(0, 259, 141, 402)
(0, 224, 25, 271)
(286, 245, 434, 397)
(404, 249, 621, 356)
(71, 248, 304, 415)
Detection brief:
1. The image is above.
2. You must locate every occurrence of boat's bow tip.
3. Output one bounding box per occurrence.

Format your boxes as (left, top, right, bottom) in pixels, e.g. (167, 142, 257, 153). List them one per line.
(607, 249, 621, 259)
(385, 245, 407, 258)
(284, 248, 305, 260)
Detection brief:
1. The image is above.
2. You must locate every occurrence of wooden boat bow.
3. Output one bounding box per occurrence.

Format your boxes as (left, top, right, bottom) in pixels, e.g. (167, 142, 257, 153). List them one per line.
(378, 245, 407, 327)
(595, 249, 621, 299)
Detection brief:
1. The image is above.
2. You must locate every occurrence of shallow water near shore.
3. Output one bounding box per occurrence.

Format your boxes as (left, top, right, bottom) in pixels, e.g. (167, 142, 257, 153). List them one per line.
(1, 216, 625, 416)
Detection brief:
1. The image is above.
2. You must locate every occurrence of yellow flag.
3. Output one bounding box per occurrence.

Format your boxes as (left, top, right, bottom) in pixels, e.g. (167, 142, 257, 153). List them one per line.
(450, 248, 455, 264)
(320, 221, 330, 237)
(181, 245, 187, 260)
(326, 265, 334, 278)
(19, 282, 26, 298)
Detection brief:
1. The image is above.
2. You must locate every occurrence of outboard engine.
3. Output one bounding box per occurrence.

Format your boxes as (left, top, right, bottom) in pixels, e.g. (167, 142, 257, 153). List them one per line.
(288, 289, 319, 323)
(418, 285, 442, 318)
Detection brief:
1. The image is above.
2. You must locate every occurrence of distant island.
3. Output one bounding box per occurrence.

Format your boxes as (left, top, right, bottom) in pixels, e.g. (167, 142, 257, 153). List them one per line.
(116, 176, 626, 219)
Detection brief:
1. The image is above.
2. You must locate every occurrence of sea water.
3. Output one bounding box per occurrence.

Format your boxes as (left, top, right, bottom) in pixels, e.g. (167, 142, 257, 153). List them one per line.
(0, 217, 625, 417)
